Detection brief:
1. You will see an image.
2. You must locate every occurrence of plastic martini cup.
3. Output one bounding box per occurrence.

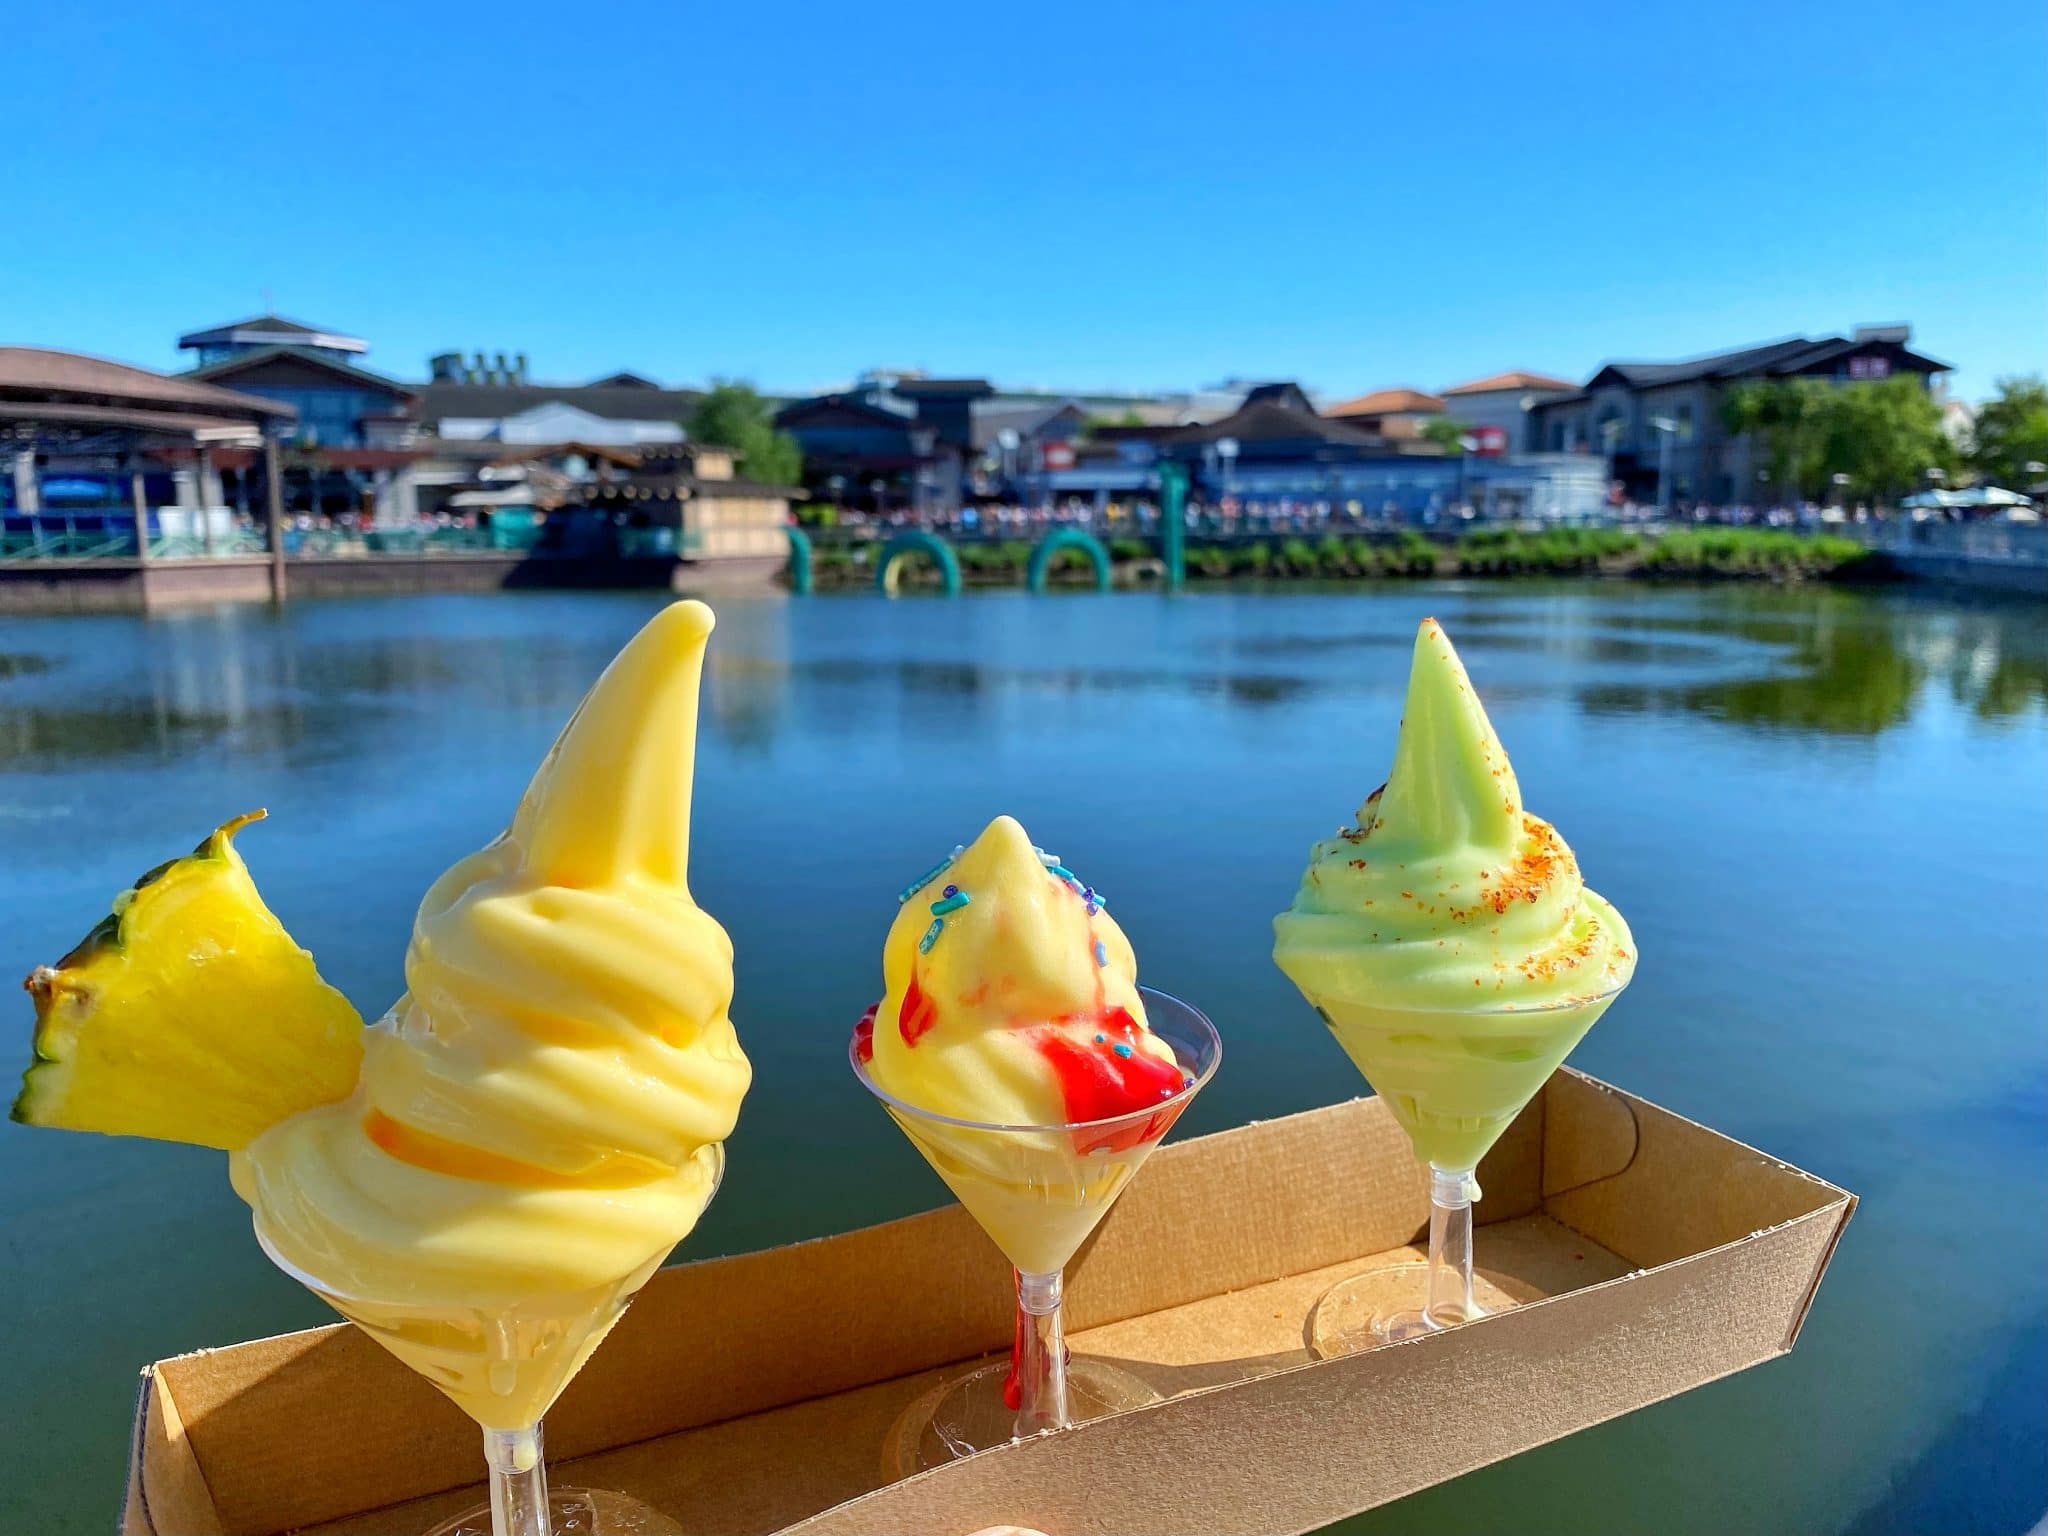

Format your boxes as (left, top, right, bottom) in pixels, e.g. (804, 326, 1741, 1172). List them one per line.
(248, 1148, 723, 1536)
(852, 985, 1220, 1472)
(1304, 976, 1631, 1352)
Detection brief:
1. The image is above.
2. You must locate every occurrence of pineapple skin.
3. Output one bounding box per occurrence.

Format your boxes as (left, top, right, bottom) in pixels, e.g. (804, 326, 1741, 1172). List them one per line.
(15, 812, 365, 1151)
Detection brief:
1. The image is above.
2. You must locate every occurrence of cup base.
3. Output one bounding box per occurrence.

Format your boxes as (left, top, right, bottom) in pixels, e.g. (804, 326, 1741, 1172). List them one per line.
(1307, 1262, 1521, 1357)
(882, 1355, 1161, 1476)
(422, 1487, 682, 1536)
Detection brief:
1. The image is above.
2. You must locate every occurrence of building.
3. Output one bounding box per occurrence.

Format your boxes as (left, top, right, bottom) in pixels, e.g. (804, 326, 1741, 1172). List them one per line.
(1437, 371, 1579, 453)
(1012, 380, 1603, 519)
(1, 346, 296, 600)
(180, 316, 412, 449)
(575, 442, 798, 584)
(774, 375, 996, 515)
(411, 352, 698, 447)
(1159, 382, 1391, 494)
(1531, 326, 1949, 505)
(173, 320, 713, 522)
(178, 316, 423, 519)
(1321, 387, 1445, 442)
(971, 398, 1088, 498)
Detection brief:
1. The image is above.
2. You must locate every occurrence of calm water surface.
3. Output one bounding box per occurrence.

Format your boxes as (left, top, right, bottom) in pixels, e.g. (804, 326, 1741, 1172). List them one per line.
(0, 583, 2042, 1534)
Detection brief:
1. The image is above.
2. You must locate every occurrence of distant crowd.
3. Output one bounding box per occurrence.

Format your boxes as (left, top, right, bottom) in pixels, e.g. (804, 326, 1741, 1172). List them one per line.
(819, 497, 1943, 540)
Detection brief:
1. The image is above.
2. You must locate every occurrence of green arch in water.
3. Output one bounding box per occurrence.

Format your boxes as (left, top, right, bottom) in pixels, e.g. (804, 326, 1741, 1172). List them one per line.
(875, 529, 962, 596)
(785, 524, 814, 595)
(1026, 526, 1112, 593)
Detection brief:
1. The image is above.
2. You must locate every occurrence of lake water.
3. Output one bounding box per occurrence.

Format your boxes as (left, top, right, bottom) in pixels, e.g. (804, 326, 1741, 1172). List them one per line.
(1, 582, 2042, 1535)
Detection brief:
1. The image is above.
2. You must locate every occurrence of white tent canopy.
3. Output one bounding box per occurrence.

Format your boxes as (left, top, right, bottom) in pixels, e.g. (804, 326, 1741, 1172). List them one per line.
(1899, 485, 2036, 509)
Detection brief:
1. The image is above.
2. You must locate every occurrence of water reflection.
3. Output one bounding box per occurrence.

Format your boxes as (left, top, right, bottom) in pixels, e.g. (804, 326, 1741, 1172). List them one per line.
(0, 587, 2039, 776)
(1577, 589, 2046, 736)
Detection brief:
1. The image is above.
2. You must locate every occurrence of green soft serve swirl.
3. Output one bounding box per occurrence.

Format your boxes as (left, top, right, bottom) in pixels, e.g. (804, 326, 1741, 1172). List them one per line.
(1272, 619, 1636, 1170)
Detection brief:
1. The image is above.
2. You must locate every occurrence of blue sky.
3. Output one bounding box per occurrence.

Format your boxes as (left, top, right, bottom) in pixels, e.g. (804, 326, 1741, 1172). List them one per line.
(8, 0, 2044, 401)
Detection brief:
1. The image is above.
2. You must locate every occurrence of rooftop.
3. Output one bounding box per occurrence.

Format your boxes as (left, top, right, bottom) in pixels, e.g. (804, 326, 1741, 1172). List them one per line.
(1160, 396, 1380, 449)
(176, 315, 369, 355)
(888, 378, 995, 399)
(0, 346, 296, 423)
(1440, 370, 1578, 396)
(188, 346, 418, 401)
(409, 377, 702, 425)
(1324, 387, 1445, 417)
(1586, 332, 1950, 390)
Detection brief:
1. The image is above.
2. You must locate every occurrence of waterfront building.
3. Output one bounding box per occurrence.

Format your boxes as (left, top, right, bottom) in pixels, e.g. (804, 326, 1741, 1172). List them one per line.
(181, 317, 411, 449)
(775, 375, 994, 515)
(1438, 371, 1579, 453)
(1026, 380, 1605, 519)
(410, 352, 697, 447)
(0, 346, 295, 600)
(1321, 387, 1445, 443)
(774, 389, 926, 512)
(971, 398, 1087, 499)
(575, 442, 798, 583)
(179, 316, 425, 520)
(1531, 325, 1949, 505)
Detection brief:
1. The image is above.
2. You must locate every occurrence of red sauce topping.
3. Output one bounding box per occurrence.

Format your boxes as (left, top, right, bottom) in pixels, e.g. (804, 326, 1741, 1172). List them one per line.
(1002, 1289, 1025, 1410)
(1034, 1006, 1188, 1152)
(898, 970, 939, 1047)
(853, 1002, 877, 1064)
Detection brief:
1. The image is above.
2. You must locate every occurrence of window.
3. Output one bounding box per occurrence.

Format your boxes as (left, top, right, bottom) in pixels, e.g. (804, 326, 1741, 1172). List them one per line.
(1674, 404, 1695, 443)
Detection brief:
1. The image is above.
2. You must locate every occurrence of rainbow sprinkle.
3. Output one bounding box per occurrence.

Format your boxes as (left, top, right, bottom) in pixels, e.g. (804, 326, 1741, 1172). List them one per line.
(1113, 1043, 1134, 1059)
(930, 891, 971, 916)
(1093, 939, 1107, 966)
(896, 845, 967, 904)
(918, 918, 945, 954)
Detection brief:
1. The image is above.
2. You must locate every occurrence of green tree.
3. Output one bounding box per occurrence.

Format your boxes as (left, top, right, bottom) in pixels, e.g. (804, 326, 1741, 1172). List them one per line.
(1818, 375, 1953, 503)
(686, 381, 803, 487)
(1420, 417, 1469, 455)
(1725, 377, 1950, 504)
(1723, 378, 1832, 501)
(1967, 375, 2048, 487)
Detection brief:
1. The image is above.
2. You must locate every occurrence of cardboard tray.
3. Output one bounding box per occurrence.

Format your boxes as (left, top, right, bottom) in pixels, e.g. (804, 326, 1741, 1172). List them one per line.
(125, 1069, 1854, 1536)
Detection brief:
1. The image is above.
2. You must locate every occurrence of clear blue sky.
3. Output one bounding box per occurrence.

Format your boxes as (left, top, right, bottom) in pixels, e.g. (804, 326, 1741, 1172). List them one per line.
(8, 0, 2044, 401)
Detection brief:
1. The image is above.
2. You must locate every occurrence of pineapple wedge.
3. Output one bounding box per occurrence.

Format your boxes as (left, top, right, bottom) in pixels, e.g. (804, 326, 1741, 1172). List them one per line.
(14, 811, 364, 1151)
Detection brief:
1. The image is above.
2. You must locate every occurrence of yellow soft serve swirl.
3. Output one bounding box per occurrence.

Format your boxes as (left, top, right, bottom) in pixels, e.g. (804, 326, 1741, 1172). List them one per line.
(1274, 618, 1635, 1013)
(230, 601, 751, 1309)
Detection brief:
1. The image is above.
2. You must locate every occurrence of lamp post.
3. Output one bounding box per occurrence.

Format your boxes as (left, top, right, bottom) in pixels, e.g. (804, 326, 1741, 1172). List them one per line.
(909, 425, 938, 523)
(1216, 436, 1239, 508)
(1832, 471, 1852, 518)
(996, 426, 1020, 504)
(1650, 417, 1678, 515)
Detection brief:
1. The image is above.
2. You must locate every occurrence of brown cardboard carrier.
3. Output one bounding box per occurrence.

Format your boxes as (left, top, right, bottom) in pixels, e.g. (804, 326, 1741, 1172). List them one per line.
(125, 1070, 1854, 1536)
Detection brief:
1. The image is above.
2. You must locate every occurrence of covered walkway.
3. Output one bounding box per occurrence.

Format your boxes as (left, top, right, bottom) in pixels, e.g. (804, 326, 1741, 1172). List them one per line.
(0, 347, 296, 596)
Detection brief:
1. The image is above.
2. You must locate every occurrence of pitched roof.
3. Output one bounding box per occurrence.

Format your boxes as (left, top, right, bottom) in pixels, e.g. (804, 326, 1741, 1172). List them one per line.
(1584, 335, 1950, 390)
(0, 346, 295, 421)
(176, 315, 369, 354)
(1240, 381, 1316, 413)
(774, 392, 918, 430)
(188, 345, 417, 401)
(409, 378, 701, 425)
(970, 399, 1085, 449)
(1440, 370, 1578, 396)
(1323, 387, 1444, 417)
(889, 377, 994, 398)
(587, 371, 659, 389)
(1160, 399, 1379, 449)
